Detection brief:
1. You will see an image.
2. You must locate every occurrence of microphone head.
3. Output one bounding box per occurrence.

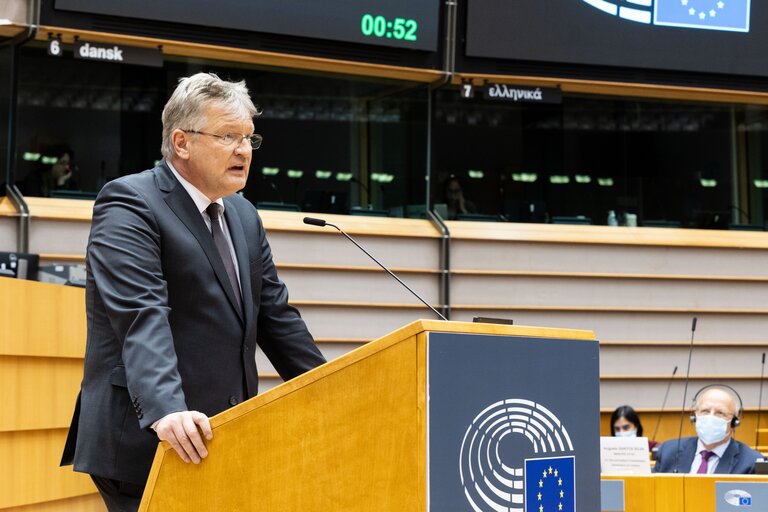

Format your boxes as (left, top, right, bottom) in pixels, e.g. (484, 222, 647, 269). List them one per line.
(691, 317, 698, 332)
(303, 217, 327, 227)
(763, 353, 766, 364)
(672, 365, 678, 376)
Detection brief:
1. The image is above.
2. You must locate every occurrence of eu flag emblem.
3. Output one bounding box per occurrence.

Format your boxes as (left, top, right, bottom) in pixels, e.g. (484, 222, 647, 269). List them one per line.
(654, 0, 751, 32)
(524, 456, 575, 512)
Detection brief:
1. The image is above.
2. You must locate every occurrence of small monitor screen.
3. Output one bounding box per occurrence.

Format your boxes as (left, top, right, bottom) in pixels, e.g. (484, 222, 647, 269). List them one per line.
(0, 252, 40, 280)
(466, 0, 768, 78)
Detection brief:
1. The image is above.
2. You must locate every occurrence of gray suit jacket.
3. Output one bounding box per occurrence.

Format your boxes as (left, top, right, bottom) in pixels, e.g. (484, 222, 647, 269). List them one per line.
(654, 436, 762, 474)
(61, 162, 325, 484)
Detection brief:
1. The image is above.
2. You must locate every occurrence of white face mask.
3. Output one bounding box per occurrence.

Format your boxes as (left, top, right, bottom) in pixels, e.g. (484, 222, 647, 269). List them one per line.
(614, 430, 638, 438)
(695, 414, 729, 445)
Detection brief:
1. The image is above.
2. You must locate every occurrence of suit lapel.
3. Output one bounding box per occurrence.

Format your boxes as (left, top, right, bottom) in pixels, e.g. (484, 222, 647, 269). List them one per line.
(159, 164, 244, 324)
(223, 199, 253, 332)
(678, 438, 698, 473)
(718, 440, 738, 473)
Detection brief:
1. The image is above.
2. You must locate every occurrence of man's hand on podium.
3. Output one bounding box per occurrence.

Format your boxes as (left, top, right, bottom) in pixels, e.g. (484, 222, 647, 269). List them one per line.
(153, 411, 213, 464)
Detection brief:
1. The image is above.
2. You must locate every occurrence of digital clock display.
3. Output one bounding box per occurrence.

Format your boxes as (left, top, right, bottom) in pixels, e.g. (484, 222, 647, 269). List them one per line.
(55, 0, 440, 52)
(361, 15, 419, 42)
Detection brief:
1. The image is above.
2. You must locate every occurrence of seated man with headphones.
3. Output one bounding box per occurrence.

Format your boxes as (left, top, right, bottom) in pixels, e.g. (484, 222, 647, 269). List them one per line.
(654, 384, 762, 474)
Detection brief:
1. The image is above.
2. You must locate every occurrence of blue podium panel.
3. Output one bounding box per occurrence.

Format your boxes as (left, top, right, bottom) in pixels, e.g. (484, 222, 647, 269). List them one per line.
(427, 332, 600, 512)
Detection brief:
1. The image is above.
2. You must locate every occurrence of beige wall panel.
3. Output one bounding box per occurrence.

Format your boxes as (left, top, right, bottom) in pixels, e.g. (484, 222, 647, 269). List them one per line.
(1, 493, 105, 512)
(449, 310, 768, 342)
(255, 375, 282, 393)
(600, 379, 765, 410)
(600, 345, 766, 377)
(0, 278, 86, 358)
(0, 0, 29, 24)
(267, 231, 439, 269)
(0, 429, 97, 509)
(0, 219, 16, 252)
(255, 342, 365, 374)
(451, 274, 768, 309)
(452, 241, 768, 277)
(278, 268, 438, 303)
(299, 306, 436, 340)
(0, 356, 82, 432)
(28, 221, 90, 256)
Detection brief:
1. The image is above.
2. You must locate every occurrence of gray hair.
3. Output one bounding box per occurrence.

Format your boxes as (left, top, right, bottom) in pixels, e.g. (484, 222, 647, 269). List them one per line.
(693, 384, 742, 416)
(161, 72, 259, 160)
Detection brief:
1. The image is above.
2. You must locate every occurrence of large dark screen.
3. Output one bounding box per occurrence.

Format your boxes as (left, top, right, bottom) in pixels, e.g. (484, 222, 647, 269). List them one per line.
(55, 0, 440, 51)
(466, 0, 768, 77)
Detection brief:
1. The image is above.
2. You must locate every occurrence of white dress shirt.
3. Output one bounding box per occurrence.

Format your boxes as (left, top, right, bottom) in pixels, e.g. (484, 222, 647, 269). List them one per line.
(689, 438, 731, 474)
(166, 160, 242, 291)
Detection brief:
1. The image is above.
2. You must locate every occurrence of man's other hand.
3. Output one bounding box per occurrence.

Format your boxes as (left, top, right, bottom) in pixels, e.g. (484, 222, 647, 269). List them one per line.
(154, 411, 213, 464)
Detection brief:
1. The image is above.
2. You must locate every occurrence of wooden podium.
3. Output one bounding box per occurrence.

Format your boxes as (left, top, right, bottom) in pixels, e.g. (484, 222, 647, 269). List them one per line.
(139, 320, 598, 511)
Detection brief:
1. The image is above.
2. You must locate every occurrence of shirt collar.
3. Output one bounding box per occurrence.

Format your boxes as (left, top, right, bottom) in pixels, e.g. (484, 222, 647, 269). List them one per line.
(166, 160, 224, 214)
(696, 437, 731, 459)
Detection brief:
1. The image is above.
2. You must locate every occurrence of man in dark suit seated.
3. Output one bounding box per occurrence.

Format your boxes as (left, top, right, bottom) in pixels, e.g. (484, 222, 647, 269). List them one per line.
(60, 72, 326, 511)
(654, 385, 762, 474)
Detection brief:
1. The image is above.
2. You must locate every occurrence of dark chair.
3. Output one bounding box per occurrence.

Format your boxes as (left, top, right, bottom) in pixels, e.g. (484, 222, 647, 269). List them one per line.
(551, 216, 591, 225)
(349, 208, 389, 217)
(456, 213, 500, 222)
(301, 190, 348, 214)
(256, 201, 301, 212)
(50, 189, 98, 200)
(728, 224, 765, 231)
(405, 204, 428, 219)
(503, 200, 547, 223)
(642, 219, 681, 228)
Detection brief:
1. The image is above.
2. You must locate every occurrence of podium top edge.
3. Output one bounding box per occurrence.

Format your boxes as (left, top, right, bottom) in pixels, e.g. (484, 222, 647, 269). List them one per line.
(401, 319, 596, 341)
(202, 321, 594, 433)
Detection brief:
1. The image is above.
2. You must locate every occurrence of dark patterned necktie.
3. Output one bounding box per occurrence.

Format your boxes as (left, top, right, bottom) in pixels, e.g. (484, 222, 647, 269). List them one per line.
(696, 450, 714, 474)
(206, 203, 242, 311)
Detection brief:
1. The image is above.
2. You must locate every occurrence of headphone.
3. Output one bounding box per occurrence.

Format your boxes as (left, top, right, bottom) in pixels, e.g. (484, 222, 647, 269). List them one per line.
(689, 384, 743, 428)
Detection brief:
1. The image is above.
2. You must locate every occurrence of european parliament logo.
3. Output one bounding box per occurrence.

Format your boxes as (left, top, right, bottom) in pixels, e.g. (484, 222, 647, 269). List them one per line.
(580, 0, 751, 33)
(459, 399, 575, 511)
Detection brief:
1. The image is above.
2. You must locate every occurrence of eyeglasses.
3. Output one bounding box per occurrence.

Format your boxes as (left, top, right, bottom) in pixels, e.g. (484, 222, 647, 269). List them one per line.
(183, 130, 262, 150)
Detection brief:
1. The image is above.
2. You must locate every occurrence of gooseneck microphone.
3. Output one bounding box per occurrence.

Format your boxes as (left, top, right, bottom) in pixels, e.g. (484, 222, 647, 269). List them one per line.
(673, 317, 698, 473)
(756, 352, 766, 449)
(651, 365, 679, 444)
(303, 217, 448, 321)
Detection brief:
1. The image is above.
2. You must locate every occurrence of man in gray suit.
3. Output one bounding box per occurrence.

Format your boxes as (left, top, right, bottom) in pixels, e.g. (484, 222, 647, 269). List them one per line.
(654, 385, 762, 474)
(61, 73, 326, 511)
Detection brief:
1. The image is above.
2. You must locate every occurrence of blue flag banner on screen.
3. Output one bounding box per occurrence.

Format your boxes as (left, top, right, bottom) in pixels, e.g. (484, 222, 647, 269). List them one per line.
(654, 0, 751, 32)
(524, 456, 575, 512)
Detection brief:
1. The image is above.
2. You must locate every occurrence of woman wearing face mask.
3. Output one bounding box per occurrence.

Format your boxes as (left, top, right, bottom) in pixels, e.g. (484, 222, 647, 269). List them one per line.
(610, 405, 660, 451)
